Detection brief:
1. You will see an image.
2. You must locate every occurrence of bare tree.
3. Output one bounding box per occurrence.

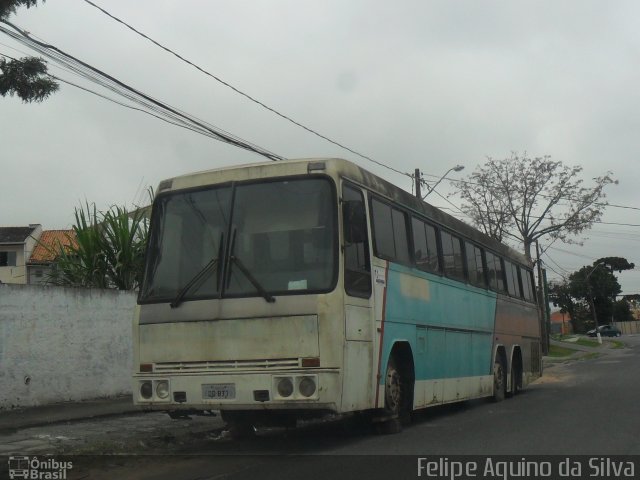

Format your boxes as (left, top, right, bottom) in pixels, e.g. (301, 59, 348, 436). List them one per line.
(453, 153, 617, 260)
(455, 167, 512, 243)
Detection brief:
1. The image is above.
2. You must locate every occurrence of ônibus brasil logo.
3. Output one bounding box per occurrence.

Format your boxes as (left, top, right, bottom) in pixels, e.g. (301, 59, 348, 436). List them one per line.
(8, 456, 72, 480)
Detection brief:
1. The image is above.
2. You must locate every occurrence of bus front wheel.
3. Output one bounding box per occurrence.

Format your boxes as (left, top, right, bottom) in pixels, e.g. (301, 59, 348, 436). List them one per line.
(384, 356, 403, 418)
(377, 355, 407, 434)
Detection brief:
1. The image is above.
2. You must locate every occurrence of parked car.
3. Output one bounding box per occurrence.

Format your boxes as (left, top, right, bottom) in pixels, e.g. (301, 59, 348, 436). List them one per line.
(587, 325, 622, 337)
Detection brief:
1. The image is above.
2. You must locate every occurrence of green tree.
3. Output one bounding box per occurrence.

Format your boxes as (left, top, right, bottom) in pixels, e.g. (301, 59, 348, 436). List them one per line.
(613, 299, 634, 323)
(453, 153, 616, 260)
(548, 281, 579, 333)
(48, 202, 149, 290)
(597, 256, 635, 272)
(568, 262, 622, 329)
(0, 0, 59, 102)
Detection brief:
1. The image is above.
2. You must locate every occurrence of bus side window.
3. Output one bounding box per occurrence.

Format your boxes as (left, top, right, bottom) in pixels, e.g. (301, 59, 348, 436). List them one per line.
(343, 185, 371, 298)
(412, 217, 441, 273)
(505, 260, 522, 298)
(520, 267, 535, 302)
(370, 197, 410, 265)
(465, 242, 487, 287)
(486, 252, 506, 293)
(440, 231, 465, 280)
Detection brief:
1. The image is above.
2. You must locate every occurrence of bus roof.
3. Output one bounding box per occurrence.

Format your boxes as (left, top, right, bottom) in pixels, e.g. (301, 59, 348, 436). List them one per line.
(157, 158, 531, 267)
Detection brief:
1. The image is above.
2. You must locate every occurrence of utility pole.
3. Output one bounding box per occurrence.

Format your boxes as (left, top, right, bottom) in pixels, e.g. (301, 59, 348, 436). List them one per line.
(414, 165, 464, 200)
(536, 241, 549, 355)
(610, 264, 615, 326)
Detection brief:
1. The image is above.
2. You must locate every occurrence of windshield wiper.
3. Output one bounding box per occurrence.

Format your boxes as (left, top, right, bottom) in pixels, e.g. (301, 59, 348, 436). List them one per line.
(169, 257, 219, 309)
(170, 233, 224, 309)
(228, 255, 276, 303)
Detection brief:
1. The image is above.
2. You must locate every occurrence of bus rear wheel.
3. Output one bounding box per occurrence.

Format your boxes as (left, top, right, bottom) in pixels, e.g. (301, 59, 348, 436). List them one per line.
(509, 359, 522, 397)
(493, 356, 506, 402)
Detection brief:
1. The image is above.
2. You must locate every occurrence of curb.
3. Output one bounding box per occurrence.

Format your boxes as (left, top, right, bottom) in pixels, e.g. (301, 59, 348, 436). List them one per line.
(0, 396, 140, 432)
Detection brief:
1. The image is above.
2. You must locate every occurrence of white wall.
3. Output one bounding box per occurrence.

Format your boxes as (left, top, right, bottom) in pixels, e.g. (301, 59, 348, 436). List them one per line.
(0, 225, 42, 285)
(0, 244, 25, 284)
(614, 320, 640, 335)
(0, 283, 136, 408)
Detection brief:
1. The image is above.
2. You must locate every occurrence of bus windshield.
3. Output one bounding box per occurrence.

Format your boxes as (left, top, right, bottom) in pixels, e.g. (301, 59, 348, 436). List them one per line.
(139, 177, 336, 303)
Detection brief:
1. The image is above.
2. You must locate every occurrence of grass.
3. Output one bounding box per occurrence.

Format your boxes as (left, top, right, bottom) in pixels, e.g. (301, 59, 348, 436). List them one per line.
(609, 340, 625, 349)
(575, 338, 601, 348)
(580, 352, 602, 361)
(548, 344, 579, 358)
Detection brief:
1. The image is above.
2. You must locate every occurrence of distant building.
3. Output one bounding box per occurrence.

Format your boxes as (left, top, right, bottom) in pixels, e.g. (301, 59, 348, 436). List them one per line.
(622, 295, 640, 321)
(27, 229, 77, 285)
(0, 224, 42, 284)
(550, 310, 573, 335)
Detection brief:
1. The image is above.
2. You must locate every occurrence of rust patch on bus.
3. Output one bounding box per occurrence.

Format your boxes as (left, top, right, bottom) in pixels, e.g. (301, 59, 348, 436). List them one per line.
(400, 275, 430, 301)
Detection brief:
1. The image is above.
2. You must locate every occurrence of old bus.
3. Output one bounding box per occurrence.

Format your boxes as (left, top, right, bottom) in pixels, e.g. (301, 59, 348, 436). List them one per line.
(133, 158, 542, 433)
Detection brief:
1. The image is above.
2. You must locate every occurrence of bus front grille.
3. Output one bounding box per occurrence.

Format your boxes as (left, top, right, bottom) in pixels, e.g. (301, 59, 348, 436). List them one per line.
(153, 358, 301, 373)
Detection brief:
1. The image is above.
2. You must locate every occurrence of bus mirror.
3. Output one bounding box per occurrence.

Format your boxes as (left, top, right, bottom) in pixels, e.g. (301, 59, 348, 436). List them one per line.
(343, 201, 366, 244)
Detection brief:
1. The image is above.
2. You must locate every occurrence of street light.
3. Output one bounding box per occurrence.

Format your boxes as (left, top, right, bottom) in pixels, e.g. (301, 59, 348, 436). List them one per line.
(420, 164, 465, 199)
(585, 261, 606, 344)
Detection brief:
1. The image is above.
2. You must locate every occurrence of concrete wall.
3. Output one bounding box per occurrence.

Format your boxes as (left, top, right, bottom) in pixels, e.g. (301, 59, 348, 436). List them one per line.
(614, 320, 640, 335)
(0, 283, 136, 409)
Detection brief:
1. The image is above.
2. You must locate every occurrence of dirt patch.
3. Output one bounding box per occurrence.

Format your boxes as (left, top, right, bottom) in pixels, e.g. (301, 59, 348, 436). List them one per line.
(533, 365, 573, 385)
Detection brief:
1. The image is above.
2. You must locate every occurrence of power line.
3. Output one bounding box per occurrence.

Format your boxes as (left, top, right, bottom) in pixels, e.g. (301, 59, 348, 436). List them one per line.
(543, 252, 571, 277)
(547, 246, 598, 260)
(544, 264, 569, 280)
(424, 168, 640, 213)
(81, 0, 411, 180)
(429, 189, 466, 216)
(0, 20, 284, 162)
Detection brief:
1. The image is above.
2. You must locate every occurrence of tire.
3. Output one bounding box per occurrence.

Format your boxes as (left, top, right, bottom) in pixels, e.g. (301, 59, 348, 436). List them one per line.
(509, 366, 520, 397)
(493, 356, 506, 402)
(384, 356, 403, 418)
(377, 355, 409, 434)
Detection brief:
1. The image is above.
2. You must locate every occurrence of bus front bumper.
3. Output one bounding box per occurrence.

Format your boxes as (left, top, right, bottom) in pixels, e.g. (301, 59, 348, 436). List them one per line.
(132, 369, 341, 412)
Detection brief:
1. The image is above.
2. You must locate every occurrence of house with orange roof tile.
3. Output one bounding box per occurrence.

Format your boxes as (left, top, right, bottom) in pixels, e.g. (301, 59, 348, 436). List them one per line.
(27, 229, 77, 284)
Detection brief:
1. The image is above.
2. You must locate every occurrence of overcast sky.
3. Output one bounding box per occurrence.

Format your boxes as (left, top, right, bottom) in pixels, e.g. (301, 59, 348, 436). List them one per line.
(1, 0, 639, 294)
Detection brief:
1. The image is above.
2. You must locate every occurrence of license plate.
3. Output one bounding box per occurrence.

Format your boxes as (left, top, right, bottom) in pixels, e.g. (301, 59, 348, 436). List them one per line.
(202, 383, 236, 400)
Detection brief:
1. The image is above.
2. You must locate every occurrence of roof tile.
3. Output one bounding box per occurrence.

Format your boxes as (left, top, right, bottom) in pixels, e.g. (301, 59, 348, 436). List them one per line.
(28, 230, 77, 264)
(0, 226, 37, 244)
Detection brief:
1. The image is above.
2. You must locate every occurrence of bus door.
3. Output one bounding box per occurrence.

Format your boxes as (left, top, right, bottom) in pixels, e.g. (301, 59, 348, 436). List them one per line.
(340, 183, 375, 411)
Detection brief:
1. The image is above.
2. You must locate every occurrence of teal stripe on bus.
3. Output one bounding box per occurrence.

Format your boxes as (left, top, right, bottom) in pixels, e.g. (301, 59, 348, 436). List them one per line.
(379, 263, 498, 383)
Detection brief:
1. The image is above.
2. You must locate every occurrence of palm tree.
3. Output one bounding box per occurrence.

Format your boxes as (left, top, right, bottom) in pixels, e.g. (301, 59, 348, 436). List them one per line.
(48, 202, 149, 290)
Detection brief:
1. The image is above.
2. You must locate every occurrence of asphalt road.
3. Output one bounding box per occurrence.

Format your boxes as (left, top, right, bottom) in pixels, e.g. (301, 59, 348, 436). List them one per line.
(6, 335, 640, 480)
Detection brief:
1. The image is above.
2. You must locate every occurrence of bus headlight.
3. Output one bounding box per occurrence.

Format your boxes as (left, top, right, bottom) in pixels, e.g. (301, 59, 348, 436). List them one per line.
(156, 380, 170, 399)
(298, 376, 316, 397)
(140, 381, 152, 399)
(277, 377, 294, 398)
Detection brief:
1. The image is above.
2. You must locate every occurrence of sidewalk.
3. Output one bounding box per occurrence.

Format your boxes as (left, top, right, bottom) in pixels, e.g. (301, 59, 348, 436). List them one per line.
(0, 396, 225, 455)
(0, 395, 139, 433)
(545, 335, 629, 366)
